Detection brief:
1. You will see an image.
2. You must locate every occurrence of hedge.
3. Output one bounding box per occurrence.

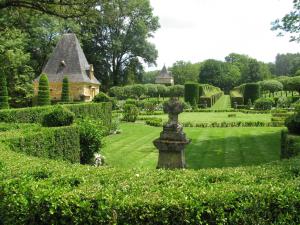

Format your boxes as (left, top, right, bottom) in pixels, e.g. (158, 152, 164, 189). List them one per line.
(184, 83, 199, 106)
(0, 126, 80, 163)
(1, 144, 300, 224)
(199, 84, 223, 107)
(243, 83, 261, 104)
(281, 129, 300, 159)
(0, 103, 112, 126)
(230, 90, 244, 108)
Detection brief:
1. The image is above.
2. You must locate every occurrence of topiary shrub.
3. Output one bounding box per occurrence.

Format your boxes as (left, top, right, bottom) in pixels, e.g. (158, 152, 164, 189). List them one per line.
(123, 104, 139, 122)
(254, 97, 274, 110)
(77, 118, 104, 164)
(0, 73, 9, 109)
(37, 73, 51, 106)
(285, 114, 300, 134)
(243, 83, 260, 104)
(42, 106, 75, 127)
(93, 92, 111, 102)
(61, 76, 70, 102)
(184, 82, 199, 106)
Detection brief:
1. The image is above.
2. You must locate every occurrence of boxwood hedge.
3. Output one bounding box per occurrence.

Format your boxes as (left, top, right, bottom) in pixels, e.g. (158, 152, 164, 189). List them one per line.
(0, 103, 112, 126)
(1, 142, 300, 224)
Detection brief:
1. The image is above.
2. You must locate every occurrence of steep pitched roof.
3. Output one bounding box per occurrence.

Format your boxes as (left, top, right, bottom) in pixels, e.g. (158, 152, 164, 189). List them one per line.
(158, 65, 172, 78)
(38, 33, 100, 85)
(155, 65, 174, 85)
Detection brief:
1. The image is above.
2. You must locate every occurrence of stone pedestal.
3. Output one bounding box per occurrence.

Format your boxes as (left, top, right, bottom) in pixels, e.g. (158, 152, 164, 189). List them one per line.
(153, 98, 190, 169)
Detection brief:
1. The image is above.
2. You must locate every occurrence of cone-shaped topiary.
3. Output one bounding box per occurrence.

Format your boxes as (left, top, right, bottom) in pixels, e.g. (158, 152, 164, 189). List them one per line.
(37, 73, 51, 106)
(0, 73, 9, 109)
(61, 76, 70, 102)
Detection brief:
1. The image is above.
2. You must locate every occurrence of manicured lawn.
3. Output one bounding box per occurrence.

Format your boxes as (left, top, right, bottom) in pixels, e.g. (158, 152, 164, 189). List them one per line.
(102, 123, 282, 169)
(211, 95, 231, 109)
(141, 111, 272, 123)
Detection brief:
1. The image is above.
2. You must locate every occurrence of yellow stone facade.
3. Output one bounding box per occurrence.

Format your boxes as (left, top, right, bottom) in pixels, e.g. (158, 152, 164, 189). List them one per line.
(34, 82, 100, 102)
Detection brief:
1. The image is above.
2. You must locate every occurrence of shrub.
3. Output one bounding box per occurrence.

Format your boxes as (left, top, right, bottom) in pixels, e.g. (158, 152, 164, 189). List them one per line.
(285, 113, 300, 134)
(77, 118, 104, 164)
(0, 103, 112, 126)
(281, 129, 300, 158)
(0, 73, 9, 109)
(254, 97, 273, 110)
(93, 91, 111, 102)
(61, 76, 70, 102)
(184, 82, 199, 106)
(123, 104, 139, 122)
(109, 86, 124, 99)
(144, 101, 156, 115)
(228, 114, 236, 117)
(145, 117, 163, 127)
(42, 106, 75, 127)
(243, 83, 260, 104)
(37, 73, 51, 106)
(1, 126, 80, 163)
(169, 85, 184, 98)
(277, 96, 290, 108)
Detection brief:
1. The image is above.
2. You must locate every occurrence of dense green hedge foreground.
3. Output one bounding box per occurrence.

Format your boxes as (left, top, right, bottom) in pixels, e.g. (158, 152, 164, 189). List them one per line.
(0, 124, 80, 163)
(1, 146, 300, 224)
(0, 103, 112, 126)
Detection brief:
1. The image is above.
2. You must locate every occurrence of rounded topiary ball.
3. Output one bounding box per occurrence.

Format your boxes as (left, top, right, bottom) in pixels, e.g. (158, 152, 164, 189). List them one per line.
(93, 92, 111, 102)
(42, 106, 75, 127)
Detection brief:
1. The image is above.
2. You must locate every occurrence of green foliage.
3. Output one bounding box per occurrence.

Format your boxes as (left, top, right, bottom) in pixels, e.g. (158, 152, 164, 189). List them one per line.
(42, 106, 75, 127)
(199, 84, 223, 107)
(243, 83, 260, 104)
(123, 104, 139, 122)
(0, 28, 34, 107)
(184, 83, 199, 106)
(77, 118, 105, 164)
(0, 103, 112, 127)
(130, 84, 147, 99)
(285, 112, 300, 135)
(93, 91, 111, 102)
(61, 76, 70, 102)
(170, 61, 200, 84)
(144, 117, 163, 127)
(0, 73, 9, 109)
(254, 98, 274, 110)
(168, 85, 184, 98)
(281, 129, 300, 158)
(272, 0, 300, 42)
(0, 126, 80, 163)
(145, 84, 158, 97)
(260, 80, 283, 95)
(81, 0, 160, 86)
(37, 73, 50, 106)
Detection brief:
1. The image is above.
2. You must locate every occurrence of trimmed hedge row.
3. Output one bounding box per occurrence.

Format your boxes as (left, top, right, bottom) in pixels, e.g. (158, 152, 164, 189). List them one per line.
(281, 129, 300, 159)
(199, 84, 223, 107)
(0, 126, 80, 163)
(0, 103, 112, 126)
(231, 83, 261, 107)
(184, 83, 199, 106)
(1, 145, 300, 224)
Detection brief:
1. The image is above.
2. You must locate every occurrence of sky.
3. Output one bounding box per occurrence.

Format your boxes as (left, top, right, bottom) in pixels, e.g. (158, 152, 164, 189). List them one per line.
(146, 0, 299, 71)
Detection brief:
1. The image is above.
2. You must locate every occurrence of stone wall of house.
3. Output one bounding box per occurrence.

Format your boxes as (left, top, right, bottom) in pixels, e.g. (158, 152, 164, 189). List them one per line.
(34, 82, 100, 102)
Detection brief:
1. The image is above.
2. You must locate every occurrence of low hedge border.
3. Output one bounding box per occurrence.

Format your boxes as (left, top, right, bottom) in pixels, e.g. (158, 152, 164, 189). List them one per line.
(0, 103, 112, 127)
(0, 126, 80, 163)
(1, 144, 300, 224)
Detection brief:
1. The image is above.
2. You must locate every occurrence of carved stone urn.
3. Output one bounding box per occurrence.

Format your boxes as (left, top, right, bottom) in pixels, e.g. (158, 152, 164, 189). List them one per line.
(153, 97, 190, 169)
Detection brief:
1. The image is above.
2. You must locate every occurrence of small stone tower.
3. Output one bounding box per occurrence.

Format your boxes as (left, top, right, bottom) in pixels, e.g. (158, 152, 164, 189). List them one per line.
(155, 65, 174, 86)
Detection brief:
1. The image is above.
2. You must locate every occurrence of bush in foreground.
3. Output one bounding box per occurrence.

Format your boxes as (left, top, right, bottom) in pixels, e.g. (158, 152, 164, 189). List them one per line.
(123, 104, 139, 122)
(42, 106, 75, 127)
(254, 97, 274, 110)
(93, 91, 111, 102)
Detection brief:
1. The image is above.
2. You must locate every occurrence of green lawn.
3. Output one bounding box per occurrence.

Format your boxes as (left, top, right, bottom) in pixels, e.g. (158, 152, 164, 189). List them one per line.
(211, 95, 231, 109)
(141, 112, 272, 123)
(102, 123, 282, 169)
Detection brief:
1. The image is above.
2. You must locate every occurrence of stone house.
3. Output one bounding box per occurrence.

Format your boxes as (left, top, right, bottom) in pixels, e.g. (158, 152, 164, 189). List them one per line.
(155, 65, 174, 86)
(34, 33, 100, 102)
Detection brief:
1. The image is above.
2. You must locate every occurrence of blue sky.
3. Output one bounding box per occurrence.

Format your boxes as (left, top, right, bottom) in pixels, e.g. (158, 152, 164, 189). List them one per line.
(147, 0, 299, 71)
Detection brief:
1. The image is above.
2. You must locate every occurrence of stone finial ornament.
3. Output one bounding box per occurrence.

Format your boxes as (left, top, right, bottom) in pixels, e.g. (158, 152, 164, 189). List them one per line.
(153, 97, 190, 169)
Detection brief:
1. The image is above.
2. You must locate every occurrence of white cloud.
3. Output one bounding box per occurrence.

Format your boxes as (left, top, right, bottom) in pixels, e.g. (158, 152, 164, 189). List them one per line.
(147, 0, 299, 71)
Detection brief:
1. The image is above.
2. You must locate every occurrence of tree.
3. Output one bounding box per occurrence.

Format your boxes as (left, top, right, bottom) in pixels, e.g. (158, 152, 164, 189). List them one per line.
(130, 84, 147, 100)
(170, 61, 201, 84)
(109, 86, 124, 99)
(145, 84, 158, 98)
(142, 70, 159, 84)
(81, 0, 160, 87)
(242, 58, 263, 83)
(287, 76, 300, 94)
(169, 85, 184, 98)
(0, 28, 34, 107)
(0, 0, 97, 19)
(272, 0, 300, 42)
(61, 77, 70, 102)
(260, 80, 283, 97)
(37, 73, 50, 106)
(274, 53, 300, 76)
(0, 72, 9, 109)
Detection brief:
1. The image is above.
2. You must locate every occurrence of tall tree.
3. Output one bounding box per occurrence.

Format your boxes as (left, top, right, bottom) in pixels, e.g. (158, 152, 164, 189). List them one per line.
(81, 0, 160, 87)
(0, 0, 97, 18)
(272, 0, 300, 42)
(0, 28, 34, 107)
(170, 61, 201, 84)
(274, 53, 300, 76)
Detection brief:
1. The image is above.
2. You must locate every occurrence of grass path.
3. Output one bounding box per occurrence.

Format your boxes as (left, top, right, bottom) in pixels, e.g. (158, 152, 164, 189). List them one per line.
(211, 95, 231, 109)
(102, 123, 281, 169)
